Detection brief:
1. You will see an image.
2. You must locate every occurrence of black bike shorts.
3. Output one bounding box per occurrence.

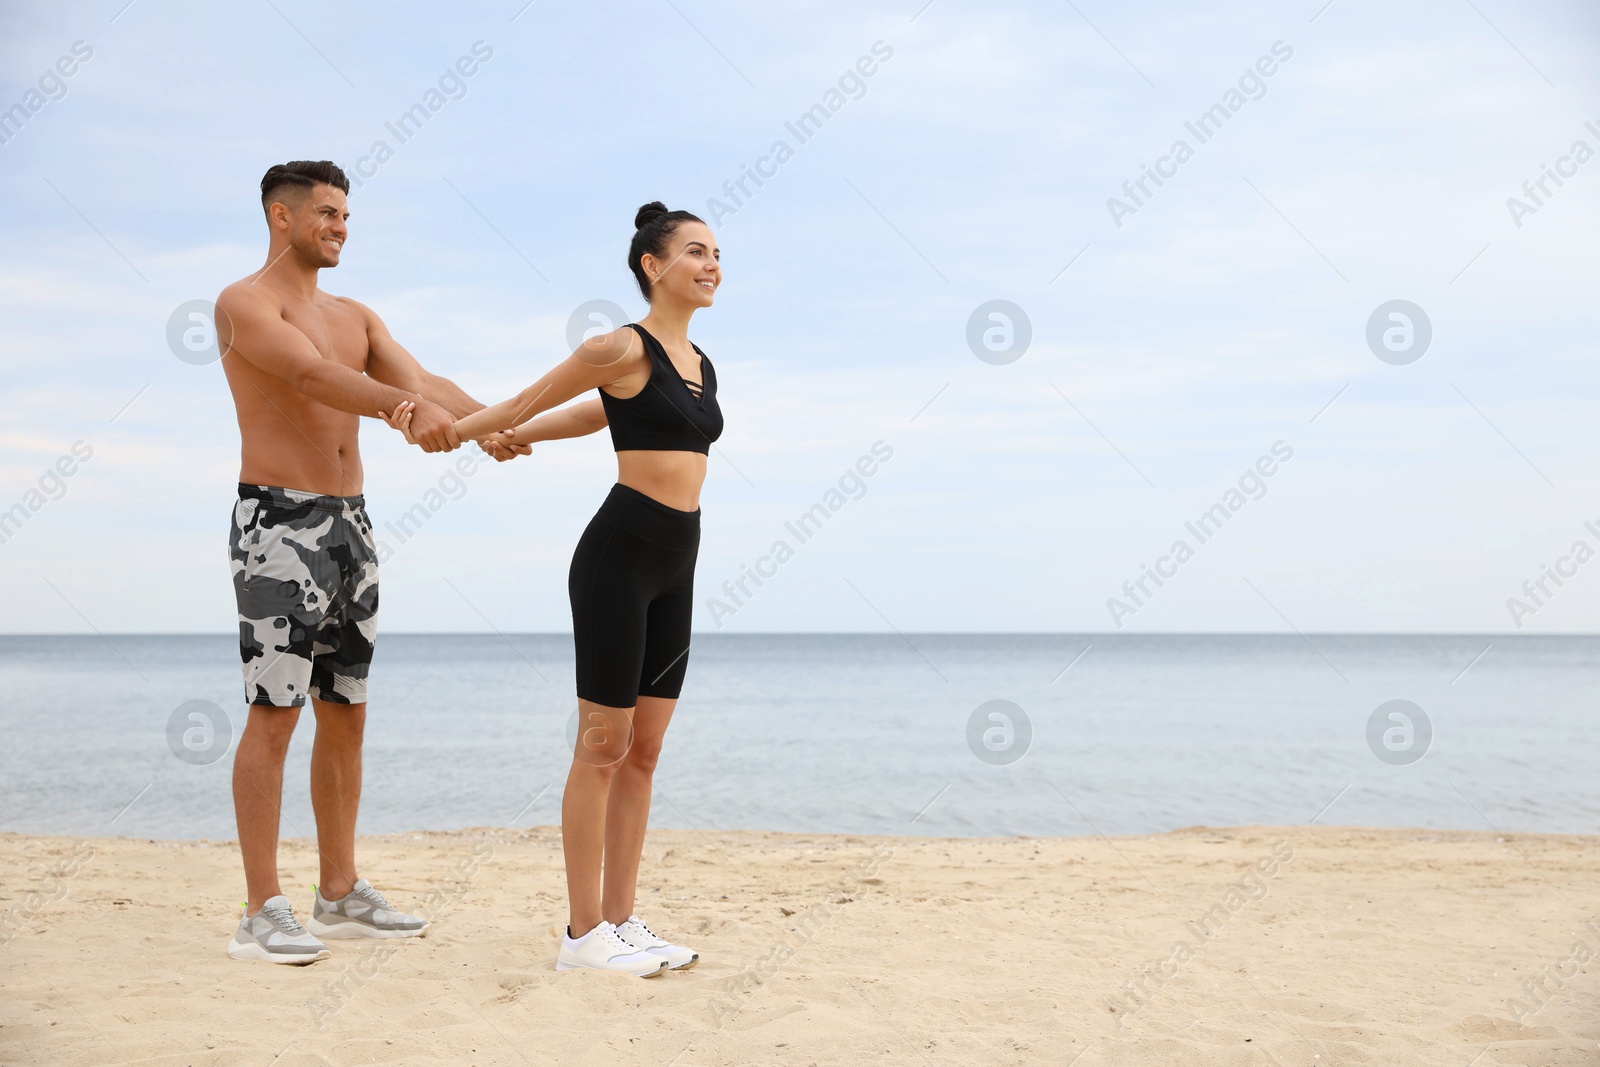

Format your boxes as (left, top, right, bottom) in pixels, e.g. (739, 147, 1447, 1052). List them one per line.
(569, 483, 700, 708)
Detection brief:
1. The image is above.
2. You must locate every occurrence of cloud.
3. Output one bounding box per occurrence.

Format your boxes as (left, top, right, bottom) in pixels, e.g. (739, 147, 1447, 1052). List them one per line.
(1, 0, 1596, 632)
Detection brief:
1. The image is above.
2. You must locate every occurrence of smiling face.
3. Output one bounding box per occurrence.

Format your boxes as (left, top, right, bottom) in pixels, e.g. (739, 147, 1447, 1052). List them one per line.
(640, 221, 720, 308)
(267, 183, 349, 269)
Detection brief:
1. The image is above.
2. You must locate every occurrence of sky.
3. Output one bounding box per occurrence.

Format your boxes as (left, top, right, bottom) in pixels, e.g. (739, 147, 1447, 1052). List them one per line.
(1, 0, 1598, 634)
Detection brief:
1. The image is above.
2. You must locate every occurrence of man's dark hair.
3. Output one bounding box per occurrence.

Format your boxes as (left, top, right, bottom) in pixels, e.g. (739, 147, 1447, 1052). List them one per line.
(260, 160, 349, 215)
(627, 201, 705, 301)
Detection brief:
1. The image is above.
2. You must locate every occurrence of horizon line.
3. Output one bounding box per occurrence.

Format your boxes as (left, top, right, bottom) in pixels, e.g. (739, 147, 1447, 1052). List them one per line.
(0, 630, 1593, 638)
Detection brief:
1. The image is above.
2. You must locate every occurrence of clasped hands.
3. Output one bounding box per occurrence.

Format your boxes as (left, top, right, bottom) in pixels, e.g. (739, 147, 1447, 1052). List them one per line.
(378, 399, 527, 462)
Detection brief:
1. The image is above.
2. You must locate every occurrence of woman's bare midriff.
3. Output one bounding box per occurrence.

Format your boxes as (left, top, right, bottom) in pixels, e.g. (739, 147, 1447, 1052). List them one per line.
(615, 451, 708, 512)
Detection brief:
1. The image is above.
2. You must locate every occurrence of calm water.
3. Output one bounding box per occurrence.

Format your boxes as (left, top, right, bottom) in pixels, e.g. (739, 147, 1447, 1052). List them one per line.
(0, 634, 1595, 840)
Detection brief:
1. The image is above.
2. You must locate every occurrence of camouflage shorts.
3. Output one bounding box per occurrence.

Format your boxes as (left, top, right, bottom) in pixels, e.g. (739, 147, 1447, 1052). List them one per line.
(231, 484, 379, 707)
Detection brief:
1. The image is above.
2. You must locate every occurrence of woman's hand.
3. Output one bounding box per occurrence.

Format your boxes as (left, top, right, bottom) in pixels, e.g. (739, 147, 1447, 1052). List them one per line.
(478, 429, 530, 462)
(378, 400, 418, 445)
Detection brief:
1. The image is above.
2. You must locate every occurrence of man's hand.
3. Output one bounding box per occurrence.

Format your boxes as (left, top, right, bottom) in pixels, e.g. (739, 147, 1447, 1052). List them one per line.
(406, 398, 461, 453)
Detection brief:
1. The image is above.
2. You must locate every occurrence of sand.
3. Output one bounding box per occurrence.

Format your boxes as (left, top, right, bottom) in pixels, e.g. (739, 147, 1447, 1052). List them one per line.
(1, 824, 1597, 1066)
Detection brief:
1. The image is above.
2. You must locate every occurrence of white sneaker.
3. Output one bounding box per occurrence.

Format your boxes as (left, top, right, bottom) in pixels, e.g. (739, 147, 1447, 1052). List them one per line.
(617, 915, 698, 971)
(226, 895, 331, 965)
(556, 921, 668, 977)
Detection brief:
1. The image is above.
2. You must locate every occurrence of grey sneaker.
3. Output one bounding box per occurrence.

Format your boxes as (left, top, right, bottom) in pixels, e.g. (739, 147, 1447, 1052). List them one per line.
(307, 878, 429, 939)
(227, 895, 331, 964)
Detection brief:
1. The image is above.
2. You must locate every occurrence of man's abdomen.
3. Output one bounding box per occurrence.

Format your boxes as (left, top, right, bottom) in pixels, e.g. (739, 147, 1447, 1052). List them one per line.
(236, 417, 364, 498)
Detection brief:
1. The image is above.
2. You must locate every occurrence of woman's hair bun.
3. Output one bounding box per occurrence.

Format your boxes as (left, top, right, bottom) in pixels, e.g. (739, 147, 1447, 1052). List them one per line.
(634, 201, 669, 230)
(626, 201, 706, 301)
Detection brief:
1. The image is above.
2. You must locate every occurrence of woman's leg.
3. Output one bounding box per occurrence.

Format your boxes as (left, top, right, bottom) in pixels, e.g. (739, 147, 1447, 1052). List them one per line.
(562, 700, 635, 935)
(564, 505, 649, 937)
(602, 694, 677, 924)
(600, 558, 695, 924)
(563, 487, 694, 941)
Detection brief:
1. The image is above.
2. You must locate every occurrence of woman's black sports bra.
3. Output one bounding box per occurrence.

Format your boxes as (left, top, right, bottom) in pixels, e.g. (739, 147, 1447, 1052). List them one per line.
(599, 323, 724, 454)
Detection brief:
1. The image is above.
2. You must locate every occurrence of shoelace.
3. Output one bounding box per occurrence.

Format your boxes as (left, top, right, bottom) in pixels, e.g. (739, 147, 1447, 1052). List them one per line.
(351, 883, 392, 910)
(596, 924, 638, 952)
(261, 900, 307, 934)
(624, 919, 662, 945)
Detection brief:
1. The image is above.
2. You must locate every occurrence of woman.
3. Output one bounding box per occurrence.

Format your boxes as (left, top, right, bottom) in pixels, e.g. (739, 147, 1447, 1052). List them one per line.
(385, 202, 722, 977)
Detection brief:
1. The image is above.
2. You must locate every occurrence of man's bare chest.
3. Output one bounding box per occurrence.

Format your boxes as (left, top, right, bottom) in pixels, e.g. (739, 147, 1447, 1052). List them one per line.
(281, 302, 368, 371)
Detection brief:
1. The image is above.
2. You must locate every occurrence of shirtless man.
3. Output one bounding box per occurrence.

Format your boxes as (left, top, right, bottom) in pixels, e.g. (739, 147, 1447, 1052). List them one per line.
(214, 159, 527, 963)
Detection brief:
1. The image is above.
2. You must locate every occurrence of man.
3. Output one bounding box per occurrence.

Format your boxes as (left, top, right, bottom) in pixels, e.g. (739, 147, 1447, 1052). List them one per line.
(214, 160, 527, 963)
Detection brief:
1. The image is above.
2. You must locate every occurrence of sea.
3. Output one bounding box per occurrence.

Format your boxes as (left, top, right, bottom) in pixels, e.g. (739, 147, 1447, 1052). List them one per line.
(1, 634, 1595, 841)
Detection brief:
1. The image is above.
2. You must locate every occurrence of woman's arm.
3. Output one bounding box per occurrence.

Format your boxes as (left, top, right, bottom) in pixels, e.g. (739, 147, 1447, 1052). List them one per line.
(453, 329, 640, 441)
(504, 399, 609, 445)
(358, 301, 529, 460)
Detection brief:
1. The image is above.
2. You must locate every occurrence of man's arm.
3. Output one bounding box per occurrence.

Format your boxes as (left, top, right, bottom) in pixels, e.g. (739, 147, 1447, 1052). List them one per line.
(217, 288, 460, 452)
(361, 304, 530, 461)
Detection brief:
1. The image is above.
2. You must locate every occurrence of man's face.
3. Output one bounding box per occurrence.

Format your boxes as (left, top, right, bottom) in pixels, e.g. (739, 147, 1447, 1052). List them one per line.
(279, 184, 348, 268)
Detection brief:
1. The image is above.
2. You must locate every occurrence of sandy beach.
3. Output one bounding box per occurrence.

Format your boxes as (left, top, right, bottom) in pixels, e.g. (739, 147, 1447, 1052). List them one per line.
(2, 824, 1596, 1066)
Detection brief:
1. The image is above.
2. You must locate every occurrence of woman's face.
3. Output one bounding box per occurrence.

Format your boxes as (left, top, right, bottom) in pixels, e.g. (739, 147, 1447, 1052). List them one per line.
(643, 221, 720, 308)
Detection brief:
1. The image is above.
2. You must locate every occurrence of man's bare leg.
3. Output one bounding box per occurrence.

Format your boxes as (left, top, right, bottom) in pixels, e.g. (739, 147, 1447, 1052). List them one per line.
(233, 705, 301, 914)
(309, 698, 364, 900)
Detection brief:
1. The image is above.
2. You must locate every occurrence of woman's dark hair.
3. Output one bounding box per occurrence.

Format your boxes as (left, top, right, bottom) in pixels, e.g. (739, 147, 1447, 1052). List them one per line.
(628, 201, 704, 301)
(260, 160, 349, 215)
